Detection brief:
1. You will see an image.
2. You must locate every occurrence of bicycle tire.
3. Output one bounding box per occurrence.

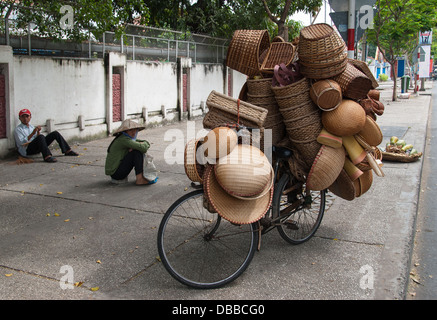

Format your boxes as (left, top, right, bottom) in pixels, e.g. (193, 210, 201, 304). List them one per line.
(272, 173, 325, 245)
(157, 189, 259, 289)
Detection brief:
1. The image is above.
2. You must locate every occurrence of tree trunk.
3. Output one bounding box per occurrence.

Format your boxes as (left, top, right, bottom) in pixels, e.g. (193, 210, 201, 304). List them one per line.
(278, 23, 289, 41)
(390, 61, 397, 101)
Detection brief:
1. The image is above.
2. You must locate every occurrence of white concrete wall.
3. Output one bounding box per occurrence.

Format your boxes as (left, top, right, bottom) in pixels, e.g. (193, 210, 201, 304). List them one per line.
(0, 46, 247, 158)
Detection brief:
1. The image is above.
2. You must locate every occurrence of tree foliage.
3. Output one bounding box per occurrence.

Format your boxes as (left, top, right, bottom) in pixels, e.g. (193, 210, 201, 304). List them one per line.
(1, 0, 323, 41)
(366, 0, 437, 100)
(0, 0, 150, 41)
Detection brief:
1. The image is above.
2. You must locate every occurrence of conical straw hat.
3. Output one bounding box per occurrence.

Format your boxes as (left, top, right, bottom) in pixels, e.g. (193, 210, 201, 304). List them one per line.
(113, 119, 145, 135)
(204, 165, 273, 225)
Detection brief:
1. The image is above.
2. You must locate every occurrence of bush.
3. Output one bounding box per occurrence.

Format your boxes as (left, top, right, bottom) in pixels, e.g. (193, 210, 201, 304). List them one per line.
(379, 74, 389, 81)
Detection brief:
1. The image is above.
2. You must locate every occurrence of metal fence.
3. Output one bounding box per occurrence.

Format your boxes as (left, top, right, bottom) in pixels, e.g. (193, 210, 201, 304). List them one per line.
(1, 19, 229, 63)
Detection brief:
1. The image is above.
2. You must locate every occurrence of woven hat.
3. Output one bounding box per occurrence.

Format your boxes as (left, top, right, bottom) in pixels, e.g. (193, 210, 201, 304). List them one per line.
(113, 119, 145, 135)
(215, 144, 273, 198)
(204, 165, 273, 225)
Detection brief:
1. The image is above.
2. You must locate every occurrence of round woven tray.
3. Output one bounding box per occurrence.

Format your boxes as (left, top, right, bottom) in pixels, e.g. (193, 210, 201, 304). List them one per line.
(382, 151, 422, 162)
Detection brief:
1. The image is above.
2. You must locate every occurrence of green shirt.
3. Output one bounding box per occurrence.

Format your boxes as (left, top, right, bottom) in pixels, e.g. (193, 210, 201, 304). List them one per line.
(105, 134, 150, 176)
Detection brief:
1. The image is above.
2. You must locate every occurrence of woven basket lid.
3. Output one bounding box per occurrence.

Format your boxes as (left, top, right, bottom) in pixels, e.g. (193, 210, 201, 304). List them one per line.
(306, 145, 345, 191)
(203, 127, 238, 159)
(353, 169, 373, 197)
(204, 165, 273, 225)
(356, 116, 383, 147)
(317, 128, 343, 148)
(322, 99, 366, 136)
(215, 144, 272, 198)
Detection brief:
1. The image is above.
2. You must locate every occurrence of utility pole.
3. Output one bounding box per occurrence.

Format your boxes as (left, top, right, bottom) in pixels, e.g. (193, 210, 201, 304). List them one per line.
(347, 0, 356, 59)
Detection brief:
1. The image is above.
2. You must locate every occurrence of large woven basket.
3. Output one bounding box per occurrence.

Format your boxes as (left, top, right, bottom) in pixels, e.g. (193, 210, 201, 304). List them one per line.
(332, 62, 373, 100)
(348, 59, 379, 89)
(226, 30, 271, 77)
(306, 145, 346, 191)
(204, 90, 268, 129)
(298, 23, 347, 79)
(246, 77, 274, 96)
(298, 23, 346, 59)
(272, 77, 310, 100)
(299, 57, 347, 79)
(278, 101, 316, 121)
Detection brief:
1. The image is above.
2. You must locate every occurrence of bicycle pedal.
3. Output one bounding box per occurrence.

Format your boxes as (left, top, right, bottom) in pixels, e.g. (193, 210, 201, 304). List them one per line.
(283, 220, 299, 230)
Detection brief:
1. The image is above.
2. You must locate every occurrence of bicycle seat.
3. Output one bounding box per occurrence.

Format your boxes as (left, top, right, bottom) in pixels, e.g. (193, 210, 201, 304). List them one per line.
(273, 146, 293, 159)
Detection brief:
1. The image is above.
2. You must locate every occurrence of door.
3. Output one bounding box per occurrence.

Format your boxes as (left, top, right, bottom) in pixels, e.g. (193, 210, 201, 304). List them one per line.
(112, 73, 122, 122)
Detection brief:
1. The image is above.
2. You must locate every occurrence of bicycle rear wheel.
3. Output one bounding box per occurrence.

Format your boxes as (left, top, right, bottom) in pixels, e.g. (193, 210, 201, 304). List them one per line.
(272, 173, 325, 245)
(157, 190, 259, 289)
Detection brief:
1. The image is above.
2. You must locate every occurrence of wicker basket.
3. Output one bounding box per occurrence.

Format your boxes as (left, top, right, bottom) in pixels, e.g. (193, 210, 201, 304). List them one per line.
(332, 62, 373, 100)
(310, 79, 342, 111)
(204, 90, 268, 129)
(328, 169, 356, 201)
(261, 42, 296, 74)
(306, 145, 346, 191)
(279, 101, 317, 120)
(184, 138, 206, 183)
(353, 169, 373, 197)
(297, 23, 347, 79)
(246, 77, 274, 96)
(298, 23, 346, 59)
(348, 59, 379, 89)
(226, 30, 271, 77)
(289, 139, 322, 168)
(299, 57, 348, 79)
(272, 77, 310, 99)
(382, 151, 423, 162)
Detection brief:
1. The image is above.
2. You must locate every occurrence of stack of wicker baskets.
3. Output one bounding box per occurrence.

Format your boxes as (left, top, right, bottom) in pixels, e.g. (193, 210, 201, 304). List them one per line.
(200, 23, 384, 209)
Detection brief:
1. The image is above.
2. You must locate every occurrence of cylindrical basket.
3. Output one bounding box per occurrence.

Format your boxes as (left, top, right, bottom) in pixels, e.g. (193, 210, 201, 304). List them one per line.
(226, 30, 271, 77)
(332, 62, 373, 100)
(310, 79, 342, 111)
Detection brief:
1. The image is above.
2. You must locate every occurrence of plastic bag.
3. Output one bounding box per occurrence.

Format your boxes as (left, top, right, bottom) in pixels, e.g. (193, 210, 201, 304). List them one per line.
(143, 154, 158, 181)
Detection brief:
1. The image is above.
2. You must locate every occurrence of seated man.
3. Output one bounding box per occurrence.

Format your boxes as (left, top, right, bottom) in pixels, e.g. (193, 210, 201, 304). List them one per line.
(14, 108, 78, 163)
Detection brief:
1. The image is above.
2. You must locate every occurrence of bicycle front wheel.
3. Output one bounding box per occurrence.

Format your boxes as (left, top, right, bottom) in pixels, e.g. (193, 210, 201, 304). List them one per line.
(157, 190, 259, 289)
(272, 173, 325, 245)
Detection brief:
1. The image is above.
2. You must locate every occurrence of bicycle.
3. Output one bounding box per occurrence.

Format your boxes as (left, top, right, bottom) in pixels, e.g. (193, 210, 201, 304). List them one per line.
(157, 136, 326, 289)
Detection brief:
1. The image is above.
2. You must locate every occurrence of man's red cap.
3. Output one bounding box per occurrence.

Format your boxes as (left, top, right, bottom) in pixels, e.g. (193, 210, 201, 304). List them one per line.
(19, 109, 31, 117)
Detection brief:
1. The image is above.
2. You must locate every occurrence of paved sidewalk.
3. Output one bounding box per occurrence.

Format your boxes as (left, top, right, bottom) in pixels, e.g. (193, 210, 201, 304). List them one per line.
(0, 80, 433, 300)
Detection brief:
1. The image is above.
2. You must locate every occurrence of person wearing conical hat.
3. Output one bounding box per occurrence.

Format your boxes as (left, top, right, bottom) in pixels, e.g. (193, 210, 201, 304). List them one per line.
(105, 119, 157, 185)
